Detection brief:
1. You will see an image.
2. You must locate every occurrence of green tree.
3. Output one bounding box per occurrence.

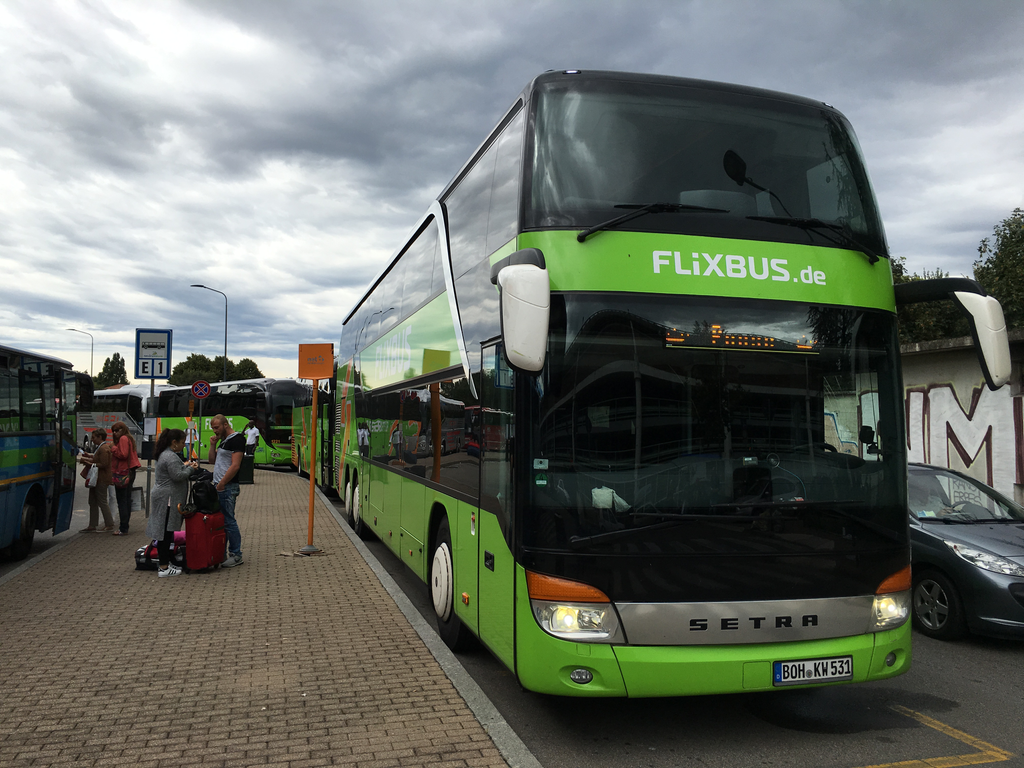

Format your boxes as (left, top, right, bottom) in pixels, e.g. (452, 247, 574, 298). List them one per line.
(169, 353, 218, 386)
(93, 353, 129, 389)
(211, 356, 237, 382)
(169, 354, 264, 386)
(974, 207, 1024, 330)
(234, 358, 264, 380)
(892, 256, 970, 344)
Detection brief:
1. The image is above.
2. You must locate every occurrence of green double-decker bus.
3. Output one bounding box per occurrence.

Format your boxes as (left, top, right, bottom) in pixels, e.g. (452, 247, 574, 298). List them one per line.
(329, 71, 1009, 697)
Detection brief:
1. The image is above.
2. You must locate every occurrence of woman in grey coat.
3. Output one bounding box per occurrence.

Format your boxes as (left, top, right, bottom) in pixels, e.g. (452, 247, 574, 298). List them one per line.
(147, 428, 199, 577)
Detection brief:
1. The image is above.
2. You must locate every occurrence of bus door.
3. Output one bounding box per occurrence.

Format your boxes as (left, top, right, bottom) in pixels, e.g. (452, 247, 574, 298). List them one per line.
(476, 343, 516, 668)
(51, 371, 82, 533)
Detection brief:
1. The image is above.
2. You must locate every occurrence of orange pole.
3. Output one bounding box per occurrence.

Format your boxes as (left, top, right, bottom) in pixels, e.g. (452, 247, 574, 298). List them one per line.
(306, 383, 318, 547)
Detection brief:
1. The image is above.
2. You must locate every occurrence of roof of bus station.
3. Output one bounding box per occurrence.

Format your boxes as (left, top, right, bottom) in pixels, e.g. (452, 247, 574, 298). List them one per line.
(0, 469, 536, 767)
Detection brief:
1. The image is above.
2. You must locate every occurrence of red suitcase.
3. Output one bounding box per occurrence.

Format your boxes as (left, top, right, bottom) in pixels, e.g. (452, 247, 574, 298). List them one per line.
(185, 511, 226, 571)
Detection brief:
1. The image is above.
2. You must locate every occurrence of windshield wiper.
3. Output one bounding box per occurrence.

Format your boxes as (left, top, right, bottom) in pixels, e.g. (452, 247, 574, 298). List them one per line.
(577, 202, 727, 243)
(747, 216, 882, 264)
(919, 513, 979, 524)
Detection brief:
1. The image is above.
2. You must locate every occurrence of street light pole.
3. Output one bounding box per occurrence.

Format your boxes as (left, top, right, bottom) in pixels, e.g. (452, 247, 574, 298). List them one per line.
(190, 284, 228, 381)
(66, 328, 94, 376)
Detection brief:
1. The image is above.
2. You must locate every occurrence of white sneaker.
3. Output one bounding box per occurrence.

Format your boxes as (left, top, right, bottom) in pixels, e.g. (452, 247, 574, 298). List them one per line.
(158, 565, 182, 578)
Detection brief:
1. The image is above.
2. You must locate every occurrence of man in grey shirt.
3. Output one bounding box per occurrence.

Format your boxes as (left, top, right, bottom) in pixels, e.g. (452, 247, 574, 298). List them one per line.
(209, 414, 245, 567)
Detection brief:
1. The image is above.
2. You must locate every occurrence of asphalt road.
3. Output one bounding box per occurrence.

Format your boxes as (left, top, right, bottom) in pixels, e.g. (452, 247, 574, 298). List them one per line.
(347, 508, 1024, 768)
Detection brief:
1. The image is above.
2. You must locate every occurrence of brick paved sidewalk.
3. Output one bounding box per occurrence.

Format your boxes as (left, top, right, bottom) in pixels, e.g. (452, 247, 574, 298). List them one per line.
(0, 470, 509, 768)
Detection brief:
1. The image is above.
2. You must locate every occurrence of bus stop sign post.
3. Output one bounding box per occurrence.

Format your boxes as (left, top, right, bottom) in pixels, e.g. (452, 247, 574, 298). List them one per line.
(136, 329, 172, 520)
(298, 344, 334, 554)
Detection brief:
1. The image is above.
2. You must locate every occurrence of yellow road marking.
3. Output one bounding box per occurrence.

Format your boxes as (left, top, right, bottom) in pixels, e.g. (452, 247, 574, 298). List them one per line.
(855, 705, 1013, 768)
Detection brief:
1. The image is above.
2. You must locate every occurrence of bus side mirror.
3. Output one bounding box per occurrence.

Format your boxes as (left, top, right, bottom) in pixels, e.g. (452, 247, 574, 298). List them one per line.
(952, 291, 1010, 390)
(894, 277, 1011, 390)
(491, 249, 550, 373)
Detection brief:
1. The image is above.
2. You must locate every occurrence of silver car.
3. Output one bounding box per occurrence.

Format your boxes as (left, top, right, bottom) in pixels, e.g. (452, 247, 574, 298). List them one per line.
(909, 463, 1024, 640)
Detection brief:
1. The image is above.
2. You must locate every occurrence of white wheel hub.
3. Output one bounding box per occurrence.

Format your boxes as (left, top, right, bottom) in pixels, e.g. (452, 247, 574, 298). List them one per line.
(431, 541, 453, 621)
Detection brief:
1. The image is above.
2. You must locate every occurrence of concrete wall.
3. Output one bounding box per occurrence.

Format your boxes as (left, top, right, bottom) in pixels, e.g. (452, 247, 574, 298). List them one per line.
(901, 330, 1024, 504)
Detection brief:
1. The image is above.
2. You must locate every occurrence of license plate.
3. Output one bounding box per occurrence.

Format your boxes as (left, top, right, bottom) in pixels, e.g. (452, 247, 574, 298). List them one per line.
(773, 656, 853, 686)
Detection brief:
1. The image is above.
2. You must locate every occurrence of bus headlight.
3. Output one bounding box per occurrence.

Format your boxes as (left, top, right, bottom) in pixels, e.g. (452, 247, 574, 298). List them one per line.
(871, 566, 911, 631)
(532, 601, 621, 641)
(871, 592, 910, 631)
(527, 570, 624, 643)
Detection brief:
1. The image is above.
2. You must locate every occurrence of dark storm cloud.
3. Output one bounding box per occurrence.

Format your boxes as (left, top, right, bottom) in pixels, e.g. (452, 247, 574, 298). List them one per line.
(2, 0, 1023, 376)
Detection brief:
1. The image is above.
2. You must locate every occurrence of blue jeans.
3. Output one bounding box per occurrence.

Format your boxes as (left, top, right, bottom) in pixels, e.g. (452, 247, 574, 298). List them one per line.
(218, 482, 241, 558)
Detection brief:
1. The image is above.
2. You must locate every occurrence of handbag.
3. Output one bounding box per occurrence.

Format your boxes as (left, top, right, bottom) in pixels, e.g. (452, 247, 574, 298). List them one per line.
(84, 465, 98, 488)
(112, 470, 130, 488)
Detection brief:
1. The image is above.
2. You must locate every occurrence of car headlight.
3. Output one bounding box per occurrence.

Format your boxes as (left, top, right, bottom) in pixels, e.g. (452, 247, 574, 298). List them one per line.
(945, 541, 1024, 577)
(871, 591, 910, 631)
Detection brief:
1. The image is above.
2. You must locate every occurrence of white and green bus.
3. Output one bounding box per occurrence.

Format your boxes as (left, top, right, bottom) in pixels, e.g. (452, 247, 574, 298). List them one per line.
(330, 71, 1010, 697)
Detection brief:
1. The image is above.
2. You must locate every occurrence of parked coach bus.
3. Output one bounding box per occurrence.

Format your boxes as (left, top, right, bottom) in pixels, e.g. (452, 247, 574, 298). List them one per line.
(79, 383, 170, 448)
(323, 71, 1010, 697)
(1, 343, 91, 559)
(157, 378, 311, 465)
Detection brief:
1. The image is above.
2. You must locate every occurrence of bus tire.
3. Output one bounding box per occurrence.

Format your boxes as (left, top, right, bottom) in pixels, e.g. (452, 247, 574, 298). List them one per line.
(344, 480, 355, 528)
(10, 499, 37, 561)
(351, 483, 370, 540)
(430, 517, 474, 652)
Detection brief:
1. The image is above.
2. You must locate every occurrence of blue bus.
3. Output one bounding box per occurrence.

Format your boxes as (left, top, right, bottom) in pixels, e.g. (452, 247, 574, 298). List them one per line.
(0, 344, 90, 559)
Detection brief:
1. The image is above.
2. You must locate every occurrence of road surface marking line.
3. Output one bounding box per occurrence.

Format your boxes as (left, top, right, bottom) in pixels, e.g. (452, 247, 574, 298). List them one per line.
(854, 705, 1013, 768)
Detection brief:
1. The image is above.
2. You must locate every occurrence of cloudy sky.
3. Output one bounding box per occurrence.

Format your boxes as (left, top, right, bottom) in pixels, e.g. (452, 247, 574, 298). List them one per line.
(3, 0, 1023, 380)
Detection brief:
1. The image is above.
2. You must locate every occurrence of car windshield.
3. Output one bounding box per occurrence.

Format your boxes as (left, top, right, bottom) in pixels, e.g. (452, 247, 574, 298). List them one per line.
(525, 77, 887, 256)
(909, 467, 1024, 523)
(523, 294, 907, 554)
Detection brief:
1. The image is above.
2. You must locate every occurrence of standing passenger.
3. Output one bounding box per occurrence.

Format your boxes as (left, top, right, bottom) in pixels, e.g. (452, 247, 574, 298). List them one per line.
(79, 429, 115, 532)
(147, 429, 199, 577)
(209, 414, 245, 567)
(244, 420, 260, 456)
(110, 421, 142, 535)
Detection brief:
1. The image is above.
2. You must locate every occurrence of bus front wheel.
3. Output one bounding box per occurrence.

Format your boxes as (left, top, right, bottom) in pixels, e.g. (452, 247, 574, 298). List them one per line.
(10, 500, 37, 561)
(430, 518, 474, 652)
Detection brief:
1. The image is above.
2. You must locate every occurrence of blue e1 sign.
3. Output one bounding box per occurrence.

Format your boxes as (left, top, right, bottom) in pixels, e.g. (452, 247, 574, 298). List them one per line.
(136, 328, 172, 379)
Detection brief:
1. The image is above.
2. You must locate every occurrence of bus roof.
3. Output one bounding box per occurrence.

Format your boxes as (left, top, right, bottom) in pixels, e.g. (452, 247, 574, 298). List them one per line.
(340, 70, 841, 328)
(0, 343, 73, 370)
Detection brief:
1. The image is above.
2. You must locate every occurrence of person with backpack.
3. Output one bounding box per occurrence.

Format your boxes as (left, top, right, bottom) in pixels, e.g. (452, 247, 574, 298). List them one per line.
(209, 414, 245, 568)
(147, 429, 199, 577)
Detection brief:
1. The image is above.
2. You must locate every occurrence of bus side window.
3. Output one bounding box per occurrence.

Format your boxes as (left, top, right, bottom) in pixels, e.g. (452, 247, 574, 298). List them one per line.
(0, 370, 17, 431)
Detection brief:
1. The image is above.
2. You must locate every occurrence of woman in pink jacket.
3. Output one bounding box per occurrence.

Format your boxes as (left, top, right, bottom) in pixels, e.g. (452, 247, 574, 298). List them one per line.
(110, 421, 141, 535)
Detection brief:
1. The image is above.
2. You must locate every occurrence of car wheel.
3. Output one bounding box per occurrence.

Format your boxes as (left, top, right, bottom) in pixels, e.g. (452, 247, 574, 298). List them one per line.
(913, 570, 967, 640)
(430, 517, 474, 651)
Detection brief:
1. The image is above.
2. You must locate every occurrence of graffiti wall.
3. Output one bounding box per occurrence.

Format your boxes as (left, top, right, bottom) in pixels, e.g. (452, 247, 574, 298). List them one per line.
(902, 338, 1024, 504)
